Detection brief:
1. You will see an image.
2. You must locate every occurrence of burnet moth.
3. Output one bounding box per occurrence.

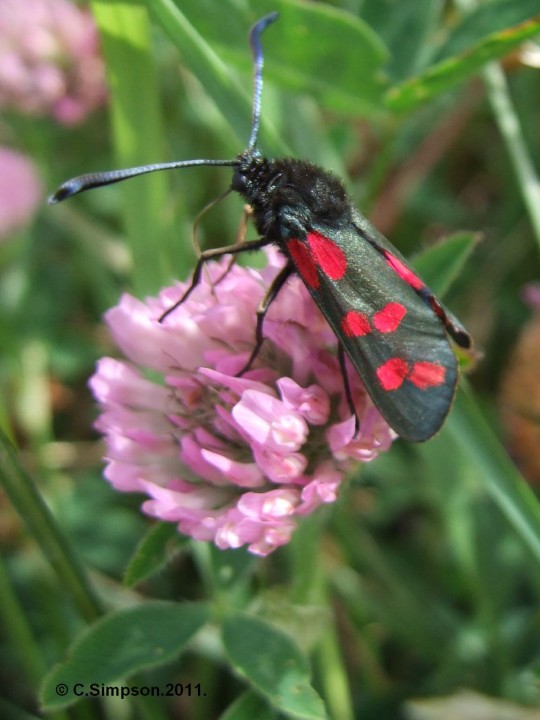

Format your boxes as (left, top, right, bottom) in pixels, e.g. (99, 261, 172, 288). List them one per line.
(49, 12, 472, 442)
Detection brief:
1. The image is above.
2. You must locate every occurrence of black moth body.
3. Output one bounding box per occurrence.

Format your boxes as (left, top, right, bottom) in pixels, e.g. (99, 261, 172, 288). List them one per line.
(49, 13, 472, 442)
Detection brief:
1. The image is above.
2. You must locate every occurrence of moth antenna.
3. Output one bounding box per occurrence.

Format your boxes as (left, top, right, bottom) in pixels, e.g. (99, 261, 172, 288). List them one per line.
(48, 158, 238, 205)
(247, 12, 279, 152)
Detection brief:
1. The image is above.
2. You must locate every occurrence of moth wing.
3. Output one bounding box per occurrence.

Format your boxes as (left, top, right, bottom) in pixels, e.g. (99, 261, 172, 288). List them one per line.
(286, 223, 459, 441)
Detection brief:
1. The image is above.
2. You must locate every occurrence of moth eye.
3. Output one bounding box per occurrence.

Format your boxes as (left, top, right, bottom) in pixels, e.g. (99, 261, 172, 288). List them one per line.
(231, 170, 247, 192)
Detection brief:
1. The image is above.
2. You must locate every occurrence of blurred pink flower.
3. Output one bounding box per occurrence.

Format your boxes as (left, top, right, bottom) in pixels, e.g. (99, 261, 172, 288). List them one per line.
(90, 249, 396, 556)
(522, 282, 540, 310)
(0, 0, 106, 125)
(0, 147, 42, 238)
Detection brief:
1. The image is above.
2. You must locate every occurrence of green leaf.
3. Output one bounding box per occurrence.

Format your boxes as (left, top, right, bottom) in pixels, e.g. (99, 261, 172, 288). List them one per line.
(222, 612, 327, 720)
(149, 0, 388, 124)
(0, 697, 42, 720)
(361, 0, 445, 81)
(124, 522, 187, 588)
(432, 0, 540, 62)
(219, 690, 277, 720)
(412, 231, 479, 297)
(40, 601, 210, 711)
(386, 14, 540, 112)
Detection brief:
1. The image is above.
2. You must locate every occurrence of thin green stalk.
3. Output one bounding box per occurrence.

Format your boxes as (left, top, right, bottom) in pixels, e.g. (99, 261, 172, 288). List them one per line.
(483, 62, 540, 252)
(316, 622, 355, 720)
(0, 430, 103, 623)
(289, 517, 355, 720)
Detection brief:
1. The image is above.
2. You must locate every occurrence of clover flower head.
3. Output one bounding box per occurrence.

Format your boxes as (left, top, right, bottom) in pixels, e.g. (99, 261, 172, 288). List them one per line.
(90, 248, 396, 555)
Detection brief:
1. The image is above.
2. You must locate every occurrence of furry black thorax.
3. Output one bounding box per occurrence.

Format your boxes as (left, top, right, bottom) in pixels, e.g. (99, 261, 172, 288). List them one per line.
(231, 152, 352, 240)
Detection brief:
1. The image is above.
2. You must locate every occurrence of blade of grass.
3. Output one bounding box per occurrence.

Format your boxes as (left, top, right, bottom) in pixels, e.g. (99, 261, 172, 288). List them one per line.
(0, 429, 103, 623)
(90, 1, 180, 293)
(447, 383, 540, 566)
(0, 556, 47, 687)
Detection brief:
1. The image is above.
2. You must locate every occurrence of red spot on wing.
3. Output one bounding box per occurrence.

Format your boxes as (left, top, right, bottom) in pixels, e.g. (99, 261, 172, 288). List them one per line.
(306, 231, 347, 280)
(342, 310, 371, 337)
(383, 251, 424, 291)
(377, 358, 410, 391)
(373, 302, 407, 333)
(409, 362, 446, 389)
(287, 239, 319, 289)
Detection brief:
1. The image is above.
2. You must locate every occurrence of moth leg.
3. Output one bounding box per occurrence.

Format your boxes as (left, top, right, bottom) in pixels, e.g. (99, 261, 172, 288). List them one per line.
(159, 236, 271, 322)
(338, 343, 360, 436)
(237, 262, 294, 376)
(236, 204, 254, 245)
(191, 188, 232, 259)
(210, 204, 254, 290)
